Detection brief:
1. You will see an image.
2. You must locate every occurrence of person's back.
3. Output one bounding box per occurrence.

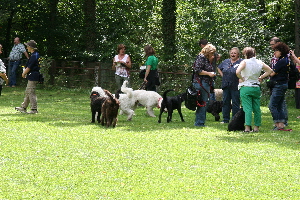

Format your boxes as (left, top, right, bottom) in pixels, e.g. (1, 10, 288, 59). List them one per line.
(241, 57, 262, 86)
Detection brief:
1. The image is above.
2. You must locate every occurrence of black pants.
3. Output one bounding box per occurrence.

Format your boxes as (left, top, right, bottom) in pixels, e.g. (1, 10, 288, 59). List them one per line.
(146, 70, 158, 91)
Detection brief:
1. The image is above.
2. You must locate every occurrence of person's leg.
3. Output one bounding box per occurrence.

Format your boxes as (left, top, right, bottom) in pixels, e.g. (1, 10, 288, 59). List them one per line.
(9, 61, 20, 86)
(21, 81, 31, 109)
(269, 84, 287, 126)
(28, 81, 38, 110)
(221, 88, 230, 123)
(193, 81, 209, 126)
(115, 74, 122, 90)
(231, 89, 240, 118)
(282, 99, 288, 126)
(252, 87, 261, 130)
(240, 87, 252, 128)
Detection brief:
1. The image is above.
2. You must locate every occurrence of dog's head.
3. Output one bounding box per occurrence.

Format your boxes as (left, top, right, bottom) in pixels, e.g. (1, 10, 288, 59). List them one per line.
(90, 91, 100, 99)
(91, 87, 106, 97)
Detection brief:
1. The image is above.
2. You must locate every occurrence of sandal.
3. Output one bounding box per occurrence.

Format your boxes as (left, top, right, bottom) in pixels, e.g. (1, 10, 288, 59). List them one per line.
(251, 130, 259, 133)
(242, 130, 250, 133)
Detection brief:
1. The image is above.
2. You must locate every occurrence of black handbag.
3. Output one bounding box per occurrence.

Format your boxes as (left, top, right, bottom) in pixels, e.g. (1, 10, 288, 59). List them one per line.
(185, 85, 199, 111)
(139, 69, 146, 79)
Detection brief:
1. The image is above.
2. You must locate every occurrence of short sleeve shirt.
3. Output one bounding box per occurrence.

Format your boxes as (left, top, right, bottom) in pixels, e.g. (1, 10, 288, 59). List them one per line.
(9, 43, 26, 61)
(145, 55, 158, 70)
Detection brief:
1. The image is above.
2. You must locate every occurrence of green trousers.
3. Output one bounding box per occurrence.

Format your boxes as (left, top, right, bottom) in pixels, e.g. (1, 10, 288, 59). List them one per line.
(240, 86, 261, 127)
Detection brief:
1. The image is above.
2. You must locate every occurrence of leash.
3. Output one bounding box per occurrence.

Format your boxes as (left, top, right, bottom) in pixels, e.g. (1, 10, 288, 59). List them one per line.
(138, 81, 147, 90)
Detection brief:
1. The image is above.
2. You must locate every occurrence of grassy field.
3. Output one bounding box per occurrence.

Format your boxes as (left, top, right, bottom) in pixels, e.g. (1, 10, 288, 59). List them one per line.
(0, 86, 299, 199)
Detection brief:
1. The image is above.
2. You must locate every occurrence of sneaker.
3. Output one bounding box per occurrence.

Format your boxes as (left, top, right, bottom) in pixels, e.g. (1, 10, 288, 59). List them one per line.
(27, 109, 38, 114)
(15, 107, 27, 113)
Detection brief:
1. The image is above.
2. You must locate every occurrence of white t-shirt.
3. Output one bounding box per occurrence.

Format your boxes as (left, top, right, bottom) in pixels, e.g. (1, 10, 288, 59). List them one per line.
(238, 57, 263, 89)
(114, 54, 129, 78)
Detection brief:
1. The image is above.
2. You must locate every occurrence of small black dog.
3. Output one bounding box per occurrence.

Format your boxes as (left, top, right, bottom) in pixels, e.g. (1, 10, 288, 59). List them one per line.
(206, 100, 223, 121)
(158, 89, 186, 123)
(90, 91, 107, 123)
(228, 107, 251, 131)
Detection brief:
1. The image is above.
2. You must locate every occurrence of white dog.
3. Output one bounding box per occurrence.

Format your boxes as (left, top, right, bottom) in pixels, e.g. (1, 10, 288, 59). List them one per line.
(121, 81, 162, 117)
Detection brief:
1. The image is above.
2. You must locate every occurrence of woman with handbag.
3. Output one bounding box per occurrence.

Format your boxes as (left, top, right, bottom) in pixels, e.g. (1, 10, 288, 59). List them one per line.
(193, 44, 217, 127)
(143, 45, 159, 91)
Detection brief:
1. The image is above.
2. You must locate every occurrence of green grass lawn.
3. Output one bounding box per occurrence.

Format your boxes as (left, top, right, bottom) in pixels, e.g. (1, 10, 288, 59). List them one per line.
(0, 86, 299, 199)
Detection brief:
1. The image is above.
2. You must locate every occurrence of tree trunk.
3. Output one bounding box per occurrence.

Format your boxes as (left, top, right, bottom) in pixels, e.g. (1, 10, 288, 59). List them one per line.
(83, 0, 96, 52)
(295, 0, 300, 55)
(161, 0, 177, 62)
(47, 0, 59, 56)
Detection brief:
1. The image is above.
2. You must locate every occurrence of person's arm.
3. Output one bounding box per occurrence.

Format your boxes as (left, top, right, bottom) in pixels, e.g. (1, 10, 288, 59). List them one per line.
(24, 51, 29, 59)
(290, 50, 300, 65)
(258, 63, 273, 82)
(236, 60, 246, 81)
(125, 55, 132, 69)
(217, 68, 223, 77)
(112, 58, 116, 70)
(144, 65, 151, 82)
(22, 67, 30, 78)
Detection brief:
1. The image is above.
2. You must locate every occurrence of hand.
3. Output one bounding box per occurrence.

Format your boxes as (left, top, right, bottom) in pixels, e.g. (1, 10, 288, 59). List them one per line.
(22, 73, 27, 78)
(208, 72, 216, 78)
(144, 78, 148, 83)
(258, 76, 263, 82)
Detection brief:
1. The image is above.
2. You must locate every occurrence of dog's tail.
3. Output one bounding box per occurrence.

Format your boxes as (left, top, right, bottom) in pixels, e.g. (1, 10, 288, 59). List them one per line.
(104, 89, 119, 104)
(121, 81, 133, 98)
(162, 89, 174, 100)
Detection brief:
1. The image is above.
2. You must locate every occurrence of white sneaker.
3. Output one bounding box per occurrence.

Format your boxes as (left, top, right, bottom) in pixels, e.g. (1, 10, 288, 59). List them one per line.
(15, 107, 27, 113)
(27, 110, 38, 114)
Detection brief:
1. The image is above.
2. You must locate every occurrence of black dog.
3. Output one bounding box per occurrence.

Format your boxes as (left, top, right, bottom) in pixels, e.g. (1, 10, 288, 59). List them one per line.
(158, 89, 186, 123)
(206, 100, 223, 121)
(90, 91, 107, 123)
(228, 107, 251, 131)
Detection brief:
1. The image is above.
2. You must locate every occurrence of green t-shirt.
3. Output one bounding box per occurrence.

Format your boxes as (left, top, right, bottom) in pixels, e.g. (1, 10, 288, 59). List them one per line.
(145, 55, 158, 70)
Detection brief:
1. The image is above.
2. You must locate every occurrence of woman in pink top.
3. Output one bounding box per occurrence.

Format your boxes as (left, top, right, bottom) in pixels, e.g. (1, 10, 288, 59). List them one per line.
(112, 44, 132, 90)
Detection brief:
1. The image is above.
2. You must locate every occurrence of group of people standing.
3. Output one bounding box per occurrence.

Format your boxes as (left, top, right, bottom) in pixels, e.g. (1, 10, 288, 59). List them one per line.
(193, 38, 300, 132)
(0, 37, 41, 114)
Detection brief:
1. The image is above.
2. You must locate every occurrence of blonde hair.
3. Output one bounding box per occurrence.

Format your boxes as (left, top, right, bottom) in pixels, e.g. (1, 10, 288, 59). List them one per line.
(230, 47, 240, 56)
(200, 44, 216, 59)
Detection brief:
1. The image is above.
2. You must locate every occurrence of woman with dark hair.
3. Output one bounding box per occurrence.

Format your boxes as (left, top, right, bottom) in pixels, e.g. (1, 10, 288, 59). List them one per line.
(193, 44, 217, 127)
(268, 42, 292, 131)
(236, 47, 272, 132)
(112, 44, 132, 90)
(143, 45, 159, 91)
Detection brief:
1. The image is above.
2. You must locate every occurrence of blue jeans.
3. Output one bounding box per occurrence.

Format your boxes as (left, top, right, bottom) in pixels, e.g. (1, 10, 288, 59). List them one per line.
(222, 87, 240, 123)
(9, 60, 21, 86)
(269, 84, 288, 123)
(193, 80, 210, 126)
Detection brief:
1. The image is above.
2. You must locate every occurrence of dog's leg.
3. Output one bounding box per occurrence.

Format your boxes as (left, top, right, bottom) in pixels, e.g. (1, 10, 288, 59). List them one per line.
(91, 110, 96, 123)
(158, 106, 165, 123)
(96, 111, 101, 123)
(146, 106, 156, 117)
(177, 107, 185, 122)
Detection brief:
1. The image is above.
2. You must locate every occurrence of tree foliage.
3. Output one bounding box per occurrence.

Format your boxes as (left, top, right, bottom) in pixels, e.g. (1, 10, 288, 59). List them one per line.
(0, 0, 297, 67)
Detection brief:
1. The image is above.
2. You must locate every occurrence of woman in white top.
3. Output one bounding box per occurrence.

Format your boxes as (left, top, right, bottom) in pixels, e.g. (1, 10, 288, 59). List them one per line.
(236, 47, 272, 132)
(112, 44, 132, 90)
